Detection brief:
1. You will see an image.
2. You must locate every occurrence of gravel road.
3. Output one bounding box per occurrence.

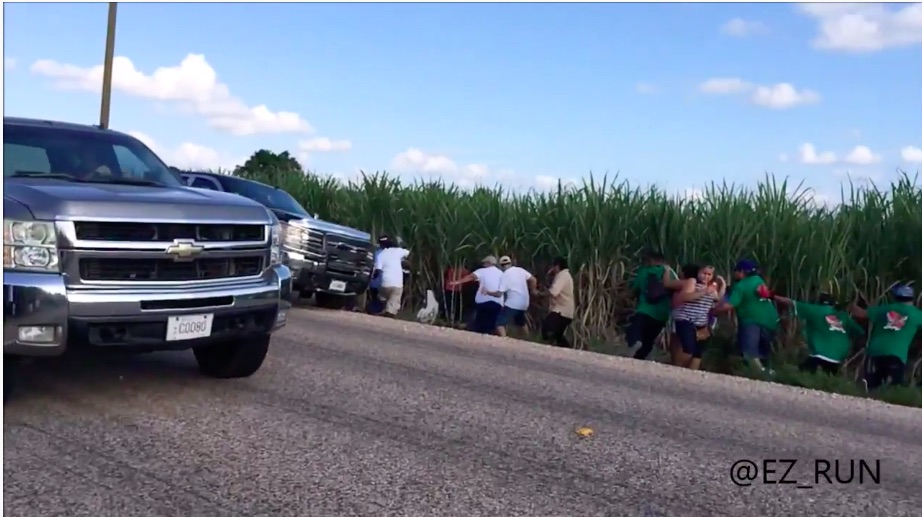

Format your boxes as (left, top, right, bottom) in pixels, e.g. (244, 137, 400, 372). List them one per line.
(4, 308, 922, 516)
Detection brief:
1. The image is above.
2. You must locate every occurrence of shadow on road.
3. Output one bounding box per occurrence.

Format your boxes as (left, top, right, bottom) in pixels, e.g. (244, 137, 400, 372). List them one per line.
(6, 348, 204, 409)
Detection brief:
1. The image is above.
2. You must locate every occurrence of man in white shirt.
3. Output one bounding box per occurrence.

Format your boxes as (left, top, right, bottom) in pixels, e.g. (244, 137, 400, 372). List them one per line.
(372, 237, 410, 318)
(483, 256, 537, 337)
(449, 255, 504, 334)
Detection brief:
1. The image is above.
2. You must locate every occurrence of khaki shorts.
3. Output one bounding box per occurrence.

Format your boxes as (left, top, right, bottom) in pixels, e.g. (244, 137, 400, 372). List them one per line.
(378, 286, 403, 315)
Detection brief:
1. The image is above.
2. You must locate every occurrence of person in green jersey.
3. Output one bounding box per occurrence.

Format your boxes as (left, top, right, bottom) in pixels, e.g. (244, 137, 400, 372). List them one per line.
(627, 250, 677, 360)
(711, 259, 780, 372)
(773, 292, 863, 376)
(849, 284, 922, 390)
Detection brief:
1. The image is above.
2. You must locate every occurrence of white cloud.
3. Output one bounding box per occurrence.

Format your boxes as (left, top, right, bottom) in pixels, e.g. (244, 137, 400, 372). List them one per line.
(700, 78, 820, 109)
(326, 168, 367, 186)
(298, 137, 352, 153)
(463, 163, 489, 179)
(901, 146, 922, 163)
(129, 131, 243, 171)
(720, 18, 769, 37)
(799, 3, 922, 53)
(391, 148, 458, 175)
(750, 83, 821, 109)
(494, 168, 517, 180)
(635, 82, 660, 94)
(805, 190, 837, 209)
(534, 176, 556, 189)
(31, 54, 312, 136)
(699, 77, 752, 94)
(534, 175, 578, 191)
(797, 143, 837, 165)
(4, 57, 15, 71)
(389, 148, 493, 186)
(678, 187, 705, 201)
(843, 145, 881, 165)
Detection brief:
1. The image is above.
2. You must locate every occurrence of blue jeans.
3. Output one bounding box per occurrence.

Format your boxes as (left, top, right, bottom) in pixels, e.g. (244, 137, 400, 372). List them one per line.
(471, 301, 502, 334)
(497, 307, 527, 327)
(737, 323, 775, 360)
(736, 323, 775, 359)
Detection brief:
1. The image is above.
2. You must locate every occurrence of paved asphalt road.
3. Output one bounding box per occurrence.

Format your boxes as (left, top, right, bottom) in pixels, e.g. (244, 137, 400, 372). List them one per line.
(4, 308, 922, 516)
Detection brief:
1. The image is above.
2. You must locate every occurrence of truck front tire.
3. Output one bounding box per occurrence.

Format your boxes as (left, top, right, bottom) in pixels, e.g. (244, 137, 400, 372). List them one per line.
(193, 334, 271, 379)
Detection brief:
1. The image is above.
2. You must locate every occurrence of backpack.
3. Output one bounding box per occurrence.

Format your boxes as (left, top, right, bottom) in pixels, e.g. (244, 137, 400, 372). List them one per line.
(644, 271, 670, 304)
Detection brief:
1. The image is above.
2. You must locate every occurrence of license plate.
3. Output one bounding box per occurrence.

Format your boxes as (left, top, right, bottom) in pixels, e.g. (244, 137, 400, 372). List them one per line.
(166, 314, 214, 341)
(329, 280, 347, 292)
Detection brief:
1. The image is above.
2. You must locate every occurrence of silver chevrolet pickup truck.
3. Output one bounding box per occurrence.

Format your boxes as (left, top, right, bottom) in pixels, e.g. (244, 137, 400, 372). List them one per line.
(3, 117, 292, 402)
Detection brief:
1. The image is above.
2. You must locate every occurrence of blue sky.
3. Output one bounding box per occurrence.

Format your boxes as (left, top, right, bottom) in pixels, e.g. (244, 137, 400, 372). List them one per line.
(4, 2, 921, 200)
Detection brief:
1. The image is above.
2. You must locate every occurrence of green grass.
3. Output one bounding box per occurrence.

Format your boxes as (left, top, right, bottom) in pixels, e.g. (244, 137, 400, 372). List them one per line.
(191, 166, 922, 406)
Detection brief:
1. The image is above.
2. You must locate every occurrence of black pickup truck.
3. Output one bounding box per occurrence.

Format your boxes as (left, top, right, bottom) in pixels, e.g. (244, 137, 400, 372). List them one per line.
(181, 172, 374, 309)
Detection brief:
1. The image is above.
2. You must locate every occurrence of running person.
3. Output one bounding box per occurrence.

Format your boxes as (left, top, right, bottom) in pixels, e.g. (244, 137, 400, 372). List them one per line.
(449, 255, 504, 335)
(541, 256, 576, 347)
(849, 284, 922, 390)
(664, 264, 723, 370)
(483, 256, 536, 337)
(711, 259, 780, 373)
(627, 250, 676, 360)
(773, 292, 864, 375)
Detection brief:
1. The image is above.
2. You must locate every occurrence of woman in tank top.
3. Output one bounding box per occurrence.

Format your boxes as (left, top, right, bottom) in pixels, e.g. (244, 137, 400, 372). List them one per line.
(664, 264, 724, 370)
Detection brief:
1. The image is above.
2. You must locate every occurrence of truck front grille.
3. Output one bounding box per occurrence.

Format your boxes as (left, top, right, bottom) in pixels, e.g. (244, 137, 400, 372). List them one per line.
(74, 222, 265, 242)
(305, 230, 324, 255)
(79, 256, 264, 282)
(324, 235, 372, 276)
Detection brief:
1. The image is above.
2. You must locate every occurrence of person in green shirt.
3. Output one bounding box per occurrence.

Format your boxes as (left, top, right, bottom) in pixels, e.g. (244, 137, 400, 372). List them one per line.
(773, 292, 863, 376)
(848, 284, 922, 390)
(711, 259, 780, 373)
(627, 250, 677, 360)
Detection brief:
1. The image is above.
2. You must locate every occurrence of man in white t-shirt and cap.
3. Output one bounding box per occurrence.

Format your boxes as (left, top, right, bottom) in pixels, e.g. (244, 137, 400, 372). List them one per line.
(449, 255, 504, 335)
(372, 236, 410, 318)
(483, 255, 537, 337)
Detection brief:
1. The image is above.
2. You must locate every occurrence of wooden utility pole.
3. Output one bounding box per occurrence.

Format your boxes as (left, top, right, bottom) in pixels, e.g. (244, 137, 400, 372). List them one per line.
(99, 2, 118, 128)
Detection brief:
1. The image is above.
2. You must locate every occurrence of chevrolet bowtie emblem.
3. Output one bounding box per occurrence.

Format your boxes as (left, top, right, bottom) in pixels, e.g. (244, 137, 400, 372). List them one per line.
(165, 240, 204, 261)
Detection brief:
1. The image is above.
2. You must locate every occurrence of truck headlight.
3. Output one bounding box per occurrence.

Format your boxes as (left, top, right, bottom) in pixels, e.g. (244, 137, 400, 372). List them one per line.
(282, 222, 304, 249)
(3, 220, 59, 272)
(270, 222, 281, 265)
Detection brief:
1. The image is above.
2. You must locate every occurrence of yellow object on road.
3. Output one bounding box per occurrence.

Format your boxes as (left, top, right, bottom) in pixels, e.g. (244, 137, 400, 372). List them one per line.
(576, 427, 594, 437)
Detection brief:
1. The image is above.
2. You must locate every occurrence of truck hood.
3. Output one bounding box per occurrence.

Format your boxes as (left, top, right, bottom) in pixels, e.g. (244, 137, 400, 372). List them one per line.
(287, 215, 371, 243)
(5, 178, 274, 223)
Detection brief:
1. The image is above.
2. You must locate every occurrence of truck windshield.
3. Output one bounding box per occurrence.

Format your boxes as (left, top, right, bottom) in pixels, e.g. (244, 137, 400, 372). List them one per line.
(3, 123, 183, 188)
(227, 179, 310, 217)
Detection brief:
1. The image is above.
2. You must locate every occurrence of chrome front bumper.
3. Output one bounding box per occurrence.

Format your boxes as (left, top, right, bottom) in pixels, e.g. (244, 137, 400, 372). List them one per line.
(3, 264, 292, 356)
